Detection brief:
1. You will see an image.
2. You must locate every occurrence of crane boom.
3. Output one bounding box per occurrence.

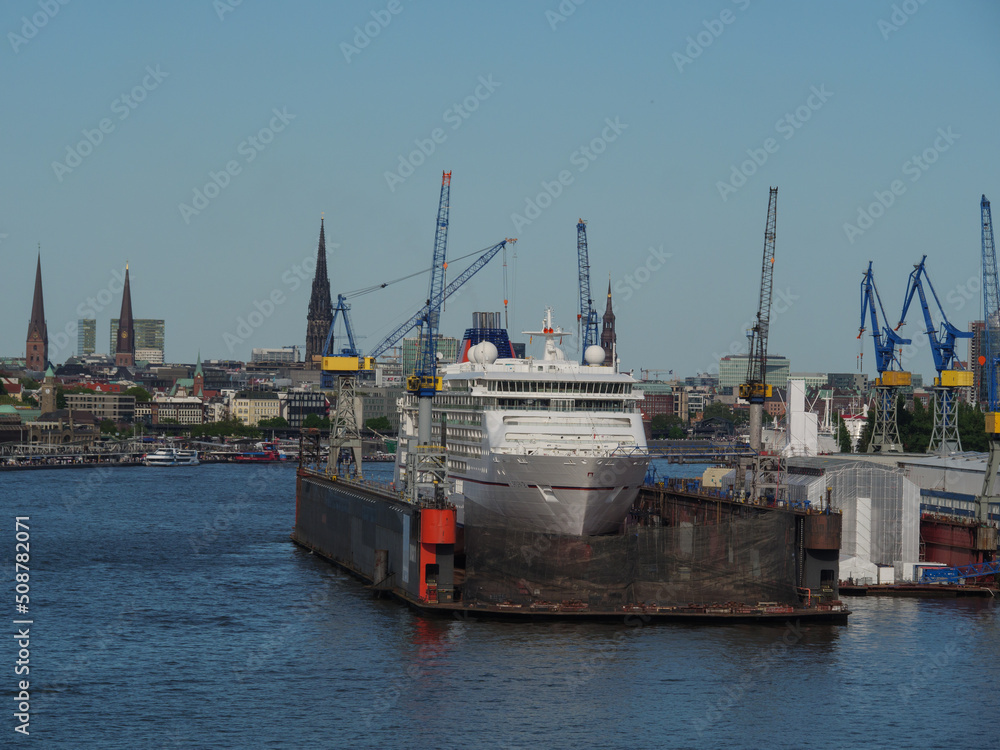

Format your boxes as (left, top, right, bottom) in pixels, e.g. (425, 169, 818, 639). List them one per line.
(368, 239, 509, 359)
(859, 262, 911, 374)
(896, 255, 973, 453)
(408, 171, 451, 397)
(740, 187, 778, 406)
(321, 294, 361, 358)
(983, 195, 1000, 410)
(576, 219, 599, 360)
(978, 194, 1000, 526)
(897, 255, 973, 374)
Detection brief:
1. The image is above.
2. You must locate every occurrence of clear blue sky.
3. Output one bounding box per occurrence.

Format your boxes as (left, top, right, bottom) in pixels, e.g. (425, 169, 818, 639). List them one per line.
(3, 0, 999, 380)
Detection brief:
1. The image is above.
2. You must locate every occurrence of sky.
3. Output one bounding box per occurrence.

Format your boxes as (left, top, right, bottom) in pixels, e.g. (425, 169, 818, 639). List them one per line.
(2, 0, 999, 381)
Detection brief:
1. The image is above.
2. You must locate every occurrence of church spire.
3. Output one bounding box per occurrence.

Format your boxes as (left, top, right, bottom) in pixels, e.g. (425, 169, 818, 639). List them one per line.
(25, 250, 48, 371)
(115, 263, 135, 368)
(305, 215, 333, 367)
(600, 279, 616, 367)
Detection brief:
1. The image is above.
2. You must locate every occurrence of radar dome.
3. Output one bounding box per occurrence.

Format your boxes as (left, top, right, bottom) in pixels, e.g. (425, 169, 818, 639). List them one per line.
(584, 345, 606, 365)
(479, 341, 498, 364)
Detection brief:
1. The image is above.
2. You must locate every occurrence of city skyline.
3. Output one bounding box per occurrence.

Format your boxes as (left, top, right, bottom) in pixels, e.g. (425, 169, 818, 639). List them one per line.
(2, 2, 998, 378)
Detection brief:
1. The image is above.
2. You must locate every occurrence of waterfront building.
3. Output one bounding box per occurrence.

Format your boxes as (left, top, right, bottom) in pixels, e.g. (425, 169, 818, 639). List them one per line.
(25, 254, 48, 372)
(788, 372, 828, 390)
(135, 396, 206, 426)
(231, 390, 281, 426)
(600, 281, 616, 366)
(360, 386, 403, 432)
(77, 318, 96, 356)
(401, 336, 459, 376)
(718, 354, 790, 396)
(279, 390, 328, 428)
(305, 217, 333, 368)
(64, 393, 136, 423)
(252, 346, 300, 364)
(828, 372, 869, 393)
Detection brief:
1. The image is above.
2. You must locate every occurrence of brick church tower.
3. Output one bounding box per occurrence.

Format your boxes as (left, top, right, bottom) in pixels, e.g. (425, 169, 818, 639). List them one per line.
(25, 253, 48, 372)
(305, 217, 333, 368)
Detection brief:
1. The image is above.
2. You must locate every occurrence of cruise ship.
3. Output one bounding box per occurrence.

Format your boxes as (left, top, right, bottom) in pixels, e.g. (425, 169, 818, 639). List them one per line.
(394, 310, 649, 536)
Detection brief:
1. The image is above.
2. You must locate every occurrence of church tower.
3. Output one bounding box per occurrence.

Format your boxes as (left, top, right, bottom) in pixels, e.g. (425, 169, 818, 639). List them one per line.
(600, 280, 617, 367)
(115, 264, 136, 368)
(305, 217, 333, 368)
(192, 352, 204, 399)
(40, 365, 57, 414)
(25, 253, 48, 372)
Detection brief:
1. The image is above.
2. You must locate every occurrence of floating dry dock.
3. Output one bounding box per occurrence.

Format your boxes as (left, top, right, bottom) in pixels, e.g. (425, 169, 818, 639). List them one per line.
(292, 465, 849, 624)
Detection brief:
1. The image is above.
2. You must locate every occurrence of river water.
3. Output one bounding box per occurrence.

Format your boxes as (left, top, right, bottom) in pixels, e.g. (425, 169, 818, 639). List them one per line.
(4, 463, 998, 749)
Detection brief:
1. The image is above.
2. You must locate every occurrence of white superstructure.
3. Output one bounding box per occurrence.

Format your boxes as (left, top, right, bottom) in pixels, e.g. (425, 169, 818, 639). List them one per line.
(395, 309, 649, 536)
(143, 448, 199, 467)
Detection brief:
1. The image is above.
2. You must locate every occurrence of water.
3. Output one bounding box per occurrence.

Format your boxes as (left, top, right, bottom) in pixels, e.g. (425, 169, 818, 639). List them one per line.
(4, 464, 998, 749)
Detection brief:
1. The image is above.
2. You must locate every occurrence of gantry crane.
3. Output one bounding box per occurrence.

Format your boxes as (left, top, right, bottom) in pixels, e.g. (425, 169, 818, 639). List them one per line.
(739, 187, 778, 453)
(576, 219, 599, 363)
(977, 194, 1000, 528)
(859, 262, 911, 452)
(896, 255, 973, 453)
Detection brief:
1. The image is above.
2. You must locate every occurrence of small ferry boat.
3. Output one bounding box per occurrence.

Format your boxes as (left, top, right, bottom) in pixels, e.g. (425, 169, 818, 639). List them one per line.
(143, 448, 200, 467)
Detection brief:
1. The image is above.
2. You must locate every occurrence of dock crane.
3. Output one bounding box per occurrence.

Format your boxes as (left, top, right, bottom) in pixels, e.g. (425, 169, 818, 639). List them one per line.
(977, 194, 1000, 529)
(320, 238, 512, 387)
(576, 219, 599, 363)
(896, 255, 973, 453)
(858, 262, 911, 452)
(400, 170, 453, 505)
(739, 187, 778, 453)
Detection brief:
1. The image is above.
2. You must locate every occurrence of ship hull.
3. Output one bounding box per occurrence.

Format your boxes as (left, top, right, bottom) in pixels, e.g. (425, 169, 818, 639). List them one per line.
(453, 453, 649, 535)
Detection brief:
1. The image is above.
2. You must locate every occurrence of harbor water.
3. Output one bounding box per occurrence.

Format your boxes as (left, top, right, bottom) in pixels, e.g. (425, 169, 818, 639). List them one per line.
(5, 463, 998, 749)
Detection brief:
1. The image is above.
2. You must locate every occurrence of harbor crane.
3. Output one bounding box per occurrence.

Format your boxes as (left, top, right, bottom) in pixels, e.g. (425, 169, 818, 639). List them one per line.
(858, 262, 911, 452)
(976, 194, 1000, 529)
(321, 238, 512, 383)
(896, 255, 973, 453)
(737, 187, 785, 504)
(576, 219, 599, 363)
(401, 170, 453, 504)
(739, 187, 778, 453)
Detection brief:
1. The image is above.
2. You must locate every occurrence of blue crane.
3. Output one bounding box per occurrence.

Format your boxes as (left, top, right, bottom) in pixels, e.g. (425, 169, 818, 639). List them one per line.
(858, 261, 911, 452)
(896, 255, 973, 452)
(321, 239, 510, 383)
(897, 256, 973, 374)
(576, 219, 599, 362)
(406, 171, 451, 451)
(321, 294, 361, 358)
(978, 194, 1000, 527)
(859, 261, 911, 375)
